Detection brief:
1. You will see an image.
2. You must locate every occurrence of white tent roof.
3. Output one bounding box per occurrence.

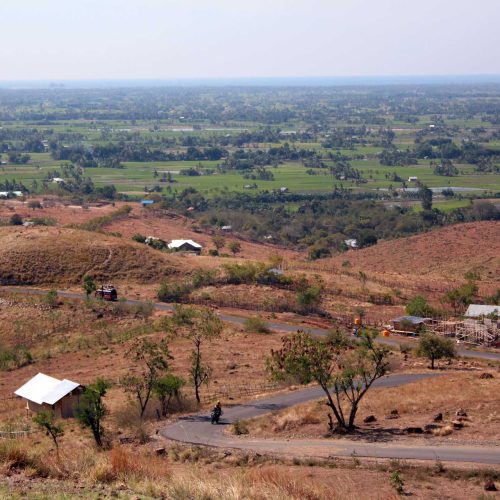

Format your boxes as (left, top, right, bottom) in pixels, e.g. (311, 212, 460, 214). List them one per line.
(168, 239, 202, 249)
(14, 373, 80, 405)
(465, 304, 500, 317)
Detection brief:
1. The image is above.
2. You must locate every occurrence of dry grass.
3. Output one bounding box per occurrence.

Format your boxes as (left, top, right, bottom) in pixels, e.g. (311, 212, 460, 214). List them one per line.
(1, 439, 498, 499)
(325, 221, 500, 294)
(248, 371, 500, 443)
(0, 226, 181, 285)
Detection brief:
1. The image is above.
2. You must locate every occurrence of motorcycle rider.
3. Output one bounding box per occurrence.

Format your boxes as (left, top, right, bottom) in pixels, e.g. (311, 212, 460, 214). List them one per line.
(211, 400, 222, 423)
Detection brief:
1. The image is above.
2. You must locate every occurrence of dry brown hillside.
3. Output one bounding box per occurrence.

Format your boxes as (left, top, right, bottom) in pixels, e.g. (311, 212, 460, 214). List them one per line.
(330, 221, 499, 283)
(0, 226, 182, 285)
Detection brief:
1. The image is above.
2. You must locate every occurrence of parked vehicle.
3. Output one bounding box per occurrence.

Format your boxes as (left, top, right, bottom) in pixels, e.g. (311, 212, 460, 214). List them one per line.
(95, 284, 118, 301)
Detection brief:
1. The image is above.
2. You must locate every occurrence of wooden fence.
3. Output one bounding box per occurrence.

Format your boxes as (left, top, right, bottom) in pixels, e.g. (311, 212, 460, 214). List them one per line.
(0, 429, 36, 439)
(199, 380, 283, 404)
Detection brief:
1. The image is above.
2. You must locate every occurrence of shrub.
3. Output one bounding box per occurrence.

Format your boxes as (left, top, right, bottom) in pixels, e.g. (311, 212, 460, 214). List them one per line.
(232, 420, 249, 435)
(0, 441, 49, 477)
(390, 470, 405, 494)
(45, 289, 58, 308)
(308, 244, 331, 260)
(244, 316, 271, 334)
(208, 249, 219, 256)
(296, 285, 323, 314)
(223, 262, 267, 285)
(77, 205, 132, 232)
(132, 233, 147, 243)
(192, 268, 218, 288)
(157, 280, 192, 302)
(136, 301, 155, 318)
(0, 347, 33, 371)
(32, 217, 56, 226)
(10, 213, 23, 226)
(228, 241, 241, 255)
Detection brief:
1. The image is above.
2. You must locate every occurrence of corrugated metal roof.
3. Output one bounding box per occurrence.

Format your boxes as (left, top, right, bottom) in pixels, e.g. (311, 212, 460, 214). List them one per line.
(392, 316, 430, 324)
(14, 373, 80, 405)
(43, 380, 80, 405)
(465, 304, 500, 317)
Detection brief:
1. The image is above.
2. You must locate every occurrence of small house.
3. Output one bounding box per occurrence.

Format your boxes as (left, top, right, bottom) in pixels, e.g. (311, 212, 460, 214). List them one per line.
(408, 176, 418, 182)
(168, 239, 202, 254)
(465, 304, 500, 318)
(391, 316, 430, 333)
(279, 187, 288, 193)
(14, 373, 82, 419)
(52, 178, 65, 184)
(141, 199, 155, 207)
(221, 225, 232, 232)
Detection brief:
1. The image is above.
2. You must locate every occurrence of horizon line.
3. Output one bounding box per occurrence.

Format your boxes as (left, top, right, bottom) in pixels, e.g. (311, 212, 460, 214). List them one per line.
(1, 74, 500, 89)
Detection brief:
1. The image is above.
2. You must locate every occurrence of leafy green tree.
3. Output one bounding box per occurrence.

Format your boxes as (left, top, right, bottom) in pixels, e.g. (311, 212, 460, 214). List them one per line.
(418, 185, 433, 210)
(267, 330, 389, 432)
(122, 338, 171, 418)
(82, 275, 96, 299)
(33, 410, 64, 456)
(406, 296, 439, 318)
(442, 282, 478, 314)
(357, 230, 377, 248)
(75, 378, 110, 447)
(433, 159, 458, 177)
(415, 333, 456, 369)
(154, 374, 185, 417)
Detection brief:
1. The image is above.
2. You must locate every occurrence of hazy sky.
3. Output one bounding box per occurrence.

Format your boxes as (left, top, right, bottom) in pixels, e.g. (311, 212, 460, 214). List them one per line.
(1, 0, 499, 80)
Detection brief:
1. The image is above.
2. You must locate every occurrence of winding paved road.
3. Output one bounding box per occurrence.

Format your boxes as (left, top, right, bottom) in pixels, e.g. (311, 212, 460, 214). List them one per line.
(4, 286, 500, 362)
(4, 287, 499, 464)
(160, 373, 500, 464)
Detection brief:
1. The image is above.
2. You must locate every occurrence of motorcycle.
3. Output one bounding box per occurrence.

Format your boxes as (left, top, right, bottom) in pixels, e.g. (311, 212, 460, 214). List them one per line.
(210, 407, 222, 424)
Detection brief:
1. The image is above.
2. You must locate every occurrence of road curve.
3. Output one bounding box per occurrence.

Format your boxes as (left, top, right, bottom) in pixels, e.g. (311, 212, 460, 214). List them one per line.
(160, 373, 500, 464)
(4, 287, 499, 464)
(4, 286, 500, 362)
